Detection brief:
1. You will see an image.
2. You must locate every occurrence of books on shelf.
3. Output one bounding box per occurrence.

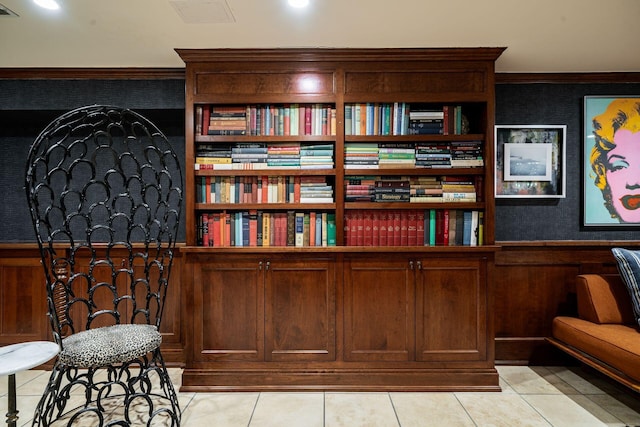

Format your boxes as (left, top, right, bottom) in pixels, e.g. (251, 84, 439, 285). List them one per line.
(196, 175, 334, 205)
(197, 210, 336, 247)
(343, 209, 483, 247)
(344, 103, 468, 136)
(195, 141, 334, 170)
(343, 141, 483, 170)
(344, 175, 479, 203)
(195, 104, 337, 137)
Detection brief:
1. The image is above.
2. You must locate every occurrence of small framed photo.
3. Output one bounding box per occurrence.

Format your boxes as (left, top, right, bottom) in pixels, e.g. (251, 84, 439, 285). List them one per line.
(583, 96, 640, 227)
(495, 125, 566, 198)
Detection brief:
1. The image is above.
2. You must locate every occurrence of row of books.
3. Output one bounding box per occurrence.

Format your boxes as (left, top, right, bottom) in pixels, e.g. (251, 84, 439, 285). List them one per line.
(344, 141, 483, 169)
(344, 103, 466, 136)
(196, 175, 334, 204)
(345, 175, 480, 203)
(196, 104, 337, 136)
(195, 142, 334, 170)
(344, 209, 483, 247)
(198, 211, 337, 247)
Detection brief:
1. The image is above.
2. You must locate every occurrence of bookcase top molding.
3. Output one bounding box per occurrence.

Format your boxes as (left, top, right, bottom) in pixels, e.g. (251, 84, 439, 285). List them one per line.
(175, 47, 507, 64)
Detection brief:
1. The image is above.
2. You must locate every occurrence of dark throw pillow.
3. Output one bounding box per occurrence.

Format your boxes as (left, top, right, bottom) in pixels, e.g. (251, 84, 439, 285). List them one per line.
(611, 247, 640, 328)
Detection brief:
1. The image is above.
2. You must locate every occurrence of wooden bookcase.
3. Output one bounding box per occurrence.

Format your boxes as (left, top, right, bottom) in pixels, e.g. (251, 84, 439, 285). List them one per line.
(177, 48, 504, 391)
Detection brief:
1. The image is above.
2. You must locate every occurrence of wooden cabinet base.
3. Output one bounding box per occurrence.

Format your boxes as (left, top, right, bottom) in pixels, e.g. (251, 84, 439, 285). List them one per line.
(180, 367, 500, 392)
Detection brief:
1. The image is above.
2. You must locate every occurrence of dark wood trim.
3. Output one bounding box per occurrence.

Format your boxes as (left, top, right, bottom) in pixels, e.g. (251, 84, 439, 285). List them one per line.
(2, 68, 639, 84)
(0, 68, 185, 80)
(176, 47, 507, 63)
(496, 72, 640, 84)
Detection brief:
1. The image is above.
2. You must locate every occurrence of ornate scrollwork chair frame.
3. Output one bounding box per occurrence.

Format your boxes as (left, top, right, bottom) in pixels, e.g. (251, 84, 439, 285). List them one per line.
(25, 105, 182, 426)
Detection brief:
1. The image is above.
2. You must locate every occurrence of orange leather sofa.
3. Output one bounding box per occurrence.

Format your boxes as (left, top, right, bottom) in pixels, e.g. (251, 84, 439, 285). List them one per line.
(548, 274, 640, 392)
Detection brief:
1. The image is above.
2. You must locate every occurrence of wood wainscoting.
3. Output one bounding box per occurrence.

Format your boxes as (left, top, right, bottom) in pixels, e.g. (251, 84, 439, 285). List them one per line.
(2, 241, 639, 368)
(494, 241, 640, 365)
(0, 244, 186, 367)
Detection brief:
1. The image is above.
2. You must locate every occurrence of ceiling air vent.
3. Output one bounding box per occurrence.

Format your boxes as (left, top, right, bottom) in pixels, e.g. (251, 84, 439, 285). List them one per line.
(0, 3, 18, 16)
(169, 0, 235, 24)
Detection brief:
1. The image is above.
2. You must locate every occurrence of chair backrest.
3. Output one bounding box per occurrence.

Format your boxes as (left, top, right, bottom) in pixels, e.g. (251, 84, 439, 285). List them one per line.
(25, 105, 182, 346)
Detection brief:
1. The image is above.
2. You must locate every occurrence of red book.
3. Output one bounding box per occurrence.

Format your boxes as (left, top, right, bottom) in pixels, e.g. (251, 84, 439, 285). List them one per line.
(251, 177, 258, 203)
(309, 211, 316, 247)
(372, 211, 380, 247)
(363, 210, 373, 246)
(201, 213, 209, 247)
(393, 210, 401, 246)
(356, 211, 364, 246)
(205, 176, 211, 204)
(212, 213, 221, 247)
(378, 211, 388, 246)
(435, 210, 444, 246)
(400, 210, 408, 246)
(305, 106, 312, 135)
(443, 209, 450, 246)
(416, 210, 425, 246)
(407, 210, 417, 246)
(202, 104, 210, 135)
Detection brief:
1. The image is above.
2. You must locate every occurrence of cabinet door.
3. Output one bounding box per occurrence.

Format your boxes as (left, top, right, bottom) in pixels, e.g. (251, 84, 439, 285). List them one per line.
(194, 256, 264, 361)
(0, 258, 48, 343)
(416, 258, 487, 362)
(343, 257, 415, 362)
(265, 258, 336, 362)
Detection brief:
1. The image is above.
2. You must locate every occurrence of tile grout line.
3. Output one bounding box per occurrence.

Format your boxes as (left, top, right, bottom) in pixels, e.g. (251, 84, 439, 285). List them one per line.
(247, 391, 260, 427)
(387, 392, 402, 427)
(452, 393, 479, 427)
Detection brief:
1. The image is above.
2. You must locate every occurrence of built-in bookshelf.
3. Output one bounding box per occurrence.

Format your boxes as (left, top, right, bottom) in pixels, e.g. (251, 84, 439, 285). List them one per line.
(177, 48, 504, 392)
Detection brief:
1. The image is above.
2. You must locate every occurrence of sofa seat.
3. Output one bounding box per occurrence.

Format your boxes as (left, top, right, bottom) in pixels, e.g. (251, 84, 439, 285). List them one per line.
(552, 316, 640, 383)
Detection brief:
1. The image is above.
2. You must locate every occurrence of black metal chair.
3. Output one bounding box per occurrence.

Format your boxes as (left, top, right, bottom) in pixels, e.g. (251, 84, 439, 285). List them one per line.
(25, 105, 182, 426)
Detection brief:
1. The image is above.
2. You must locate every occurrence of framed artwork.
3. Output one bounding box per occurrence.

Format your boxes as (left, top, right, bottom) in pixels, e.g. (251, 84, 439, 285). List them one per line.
(583, 96, 640, 227)
(495, 125, 566, 198)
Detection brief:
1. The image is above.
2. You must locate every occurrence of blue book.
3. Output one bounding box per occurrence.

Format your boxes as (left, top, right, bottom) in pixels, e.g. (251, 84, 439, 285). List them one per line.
(463, 211, 472, 246)
(235, 212, 243, 247)
(315, 213, 322, 246)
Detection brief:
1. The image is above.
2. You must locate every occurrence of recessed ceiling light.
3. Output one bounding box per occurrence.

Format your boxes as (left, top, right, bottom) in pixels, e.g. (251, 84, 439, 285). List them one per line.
(288, 0, 309, 8)
(34, 0, 60, 10)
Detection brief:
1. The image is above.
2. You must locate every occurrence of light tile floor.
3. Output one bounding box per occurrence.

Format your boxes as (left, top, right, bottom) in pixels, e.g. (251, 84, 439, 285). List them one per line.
(2, 365, 640, 426)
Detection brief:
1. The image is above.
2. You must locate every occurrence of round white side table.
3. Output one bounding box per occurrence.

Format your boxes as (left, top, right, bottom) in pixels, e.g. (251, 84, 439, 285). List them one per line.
(0, 341, 59, 427)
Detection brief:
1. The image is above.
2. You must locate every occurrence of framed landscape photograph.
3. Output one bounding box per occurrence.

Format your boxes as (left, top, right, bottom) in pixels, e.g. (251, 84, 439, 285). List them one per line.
(583, 96, 640, 227)
(495, 125, 566, 198)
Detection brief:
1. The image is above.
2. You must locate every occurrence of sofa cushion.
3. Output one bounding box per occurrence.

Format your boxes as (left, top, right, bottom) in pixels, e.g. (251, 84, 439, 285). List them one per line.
(552, 316, 640, 383)
(576, 274, 635, 324)
(611, 248, 640, 327)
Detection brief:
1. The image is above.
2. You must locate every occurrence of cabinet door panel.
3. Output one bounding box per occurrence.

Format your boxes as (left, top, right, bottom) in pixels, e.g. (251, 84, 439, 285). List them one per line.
(0, 261, 47, 341)
(416, 258, 487, 362)
(344, 258, 414, 362)
(195, 258, 263, 361)
(265, 259, 335, 361)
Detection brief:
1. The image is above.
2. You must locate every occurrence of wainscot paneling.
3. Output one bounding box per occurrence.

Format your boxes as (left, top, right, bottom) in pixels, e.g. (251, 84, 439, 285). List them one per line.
(494, 241, 639, 365)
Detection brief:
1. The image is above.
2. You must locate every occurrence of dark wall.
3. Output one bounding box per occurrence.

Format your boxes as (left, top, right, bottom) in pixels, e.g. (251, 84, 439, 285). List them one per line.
(0, 79, 185, 242)
(2, 78, 639, 242)
(495, 82, 640, 241)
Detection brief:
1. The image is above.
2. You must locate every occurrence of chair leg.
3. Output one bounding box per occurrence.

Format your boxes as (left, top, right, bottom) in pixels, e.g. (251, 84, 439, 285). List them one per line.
(32, 350, 181, 426)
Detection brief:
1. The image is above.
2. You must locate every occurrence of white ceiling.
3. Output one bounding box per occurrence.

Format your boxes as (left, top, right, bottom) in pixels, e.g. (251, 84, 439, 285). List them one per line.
(1, 0, 639, 73)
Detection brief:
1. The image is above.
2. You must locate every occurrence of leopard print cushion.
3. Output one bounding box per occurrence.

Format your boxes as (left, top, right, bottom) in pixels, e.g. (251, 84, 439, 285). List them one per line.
(59, 324, 162, 368)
